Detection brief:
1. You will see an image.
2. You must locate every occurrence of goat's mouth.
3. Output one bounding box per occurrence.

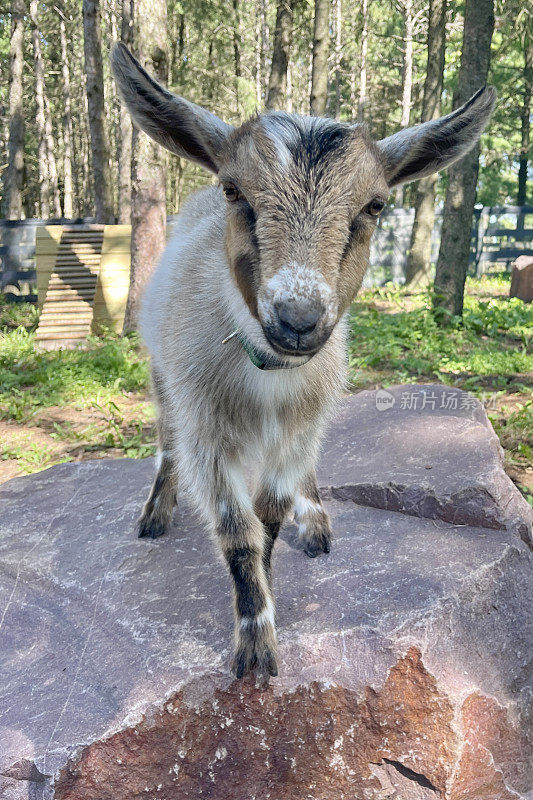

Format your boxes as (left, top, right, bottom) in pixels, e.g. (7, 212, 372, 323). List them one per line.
(262, 323, 332, 358)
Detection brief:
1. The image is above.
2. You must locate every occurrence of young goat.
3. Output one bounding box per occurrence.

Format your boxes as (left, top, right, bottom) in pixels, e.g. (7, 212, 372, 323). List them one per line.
(112, 43, 495, 678)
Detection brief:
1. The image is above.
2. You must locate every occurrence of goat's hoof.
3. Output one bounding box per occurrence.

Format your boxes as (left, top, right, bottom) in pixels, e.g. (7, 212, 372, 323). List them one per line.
(302, 528, 331, 558)
(231, 625, 278, 679)
(137, 515, 168, 540)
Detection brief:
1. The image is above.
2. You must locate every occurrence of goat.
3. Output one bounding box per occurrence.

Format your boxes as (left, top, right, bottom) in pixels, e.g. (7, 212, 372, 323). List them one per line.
(112, 43, 495, 678)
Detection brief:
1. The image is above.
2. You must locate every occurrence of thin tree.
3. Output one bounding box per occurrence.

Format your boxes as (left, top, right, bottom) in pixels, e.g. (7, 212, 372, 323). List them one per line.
(59, 6, 74, 218)
(357, 0, 369, 121)
(122, 0, 168, 332)
(118, 0, 134, 223)
(43, 89, 62, 217)
(518, 26, 531, 205)
(393, 0, 415, 206)
(30, 0, 50, 217)
(83, 0, 115, 222)
(233, 0, 242, 113)
(4, 0, 25, 219)
(405, 0, 446, 287)
(433, 0, 495, 321)
(310, 0, 330, 115)
(333, 0, 342, 118)
(266, 0, 296, 110)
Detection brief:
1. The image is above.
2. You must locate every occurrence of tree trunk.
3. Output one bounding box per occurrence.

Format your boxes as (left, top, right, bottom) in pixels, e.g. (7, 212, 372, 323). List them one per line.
(357, 0, 368, 121)
(44, 91, 62, 218)
(433, 0, 494, 322)
(83, 0, 115, 222)
(123, 0, 168, 333)
(4, 0, 25, 220)
(517, 30, 531, 206)
(333, 0, 342, 118)
(394, 0, 414, 207)
(404, 0, 446, 288)
(266, 0, 295, 110)
(255, 0, 262, 106)
(118, 0, 134, 223)
(30, 0, 50, 218)
(310, 0, 330, 115)
(255, 0, 268, 106)
(81, 72, 92, 216)
(59, 10, 74, 218)
(233, 0, 242, 113)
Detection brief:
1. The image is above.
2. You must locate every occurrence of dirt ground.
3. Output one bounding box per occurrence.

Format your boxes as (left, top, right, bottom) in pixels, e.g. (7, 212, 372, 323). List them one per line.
(1, 388, 531, 498)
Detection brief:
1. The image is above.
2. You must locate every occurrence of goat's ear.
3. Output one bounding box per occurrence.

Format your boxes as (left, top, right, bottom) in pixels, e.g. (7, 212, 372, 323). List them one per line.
(377, 86, 496, 187)
(111, 43, 233, 173)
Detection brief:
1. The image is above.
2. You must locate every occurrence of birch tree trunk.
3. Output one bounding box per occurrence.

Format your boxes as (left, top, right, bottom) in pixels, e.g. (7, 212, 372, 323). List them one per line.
(83, 0, 115, 222)
(118, 0, 133, 223)
(433, 0, 495, 322)
(266, 0, 295, 110)
(357, 0, 368, 121)
(310, 0, 330, 115)
(405, 0, 446, 287)
(59, 10, 74, 218)
(123, 0, 168, 333)
(4, 0, 25, 220)
(30, 0, 50, 218)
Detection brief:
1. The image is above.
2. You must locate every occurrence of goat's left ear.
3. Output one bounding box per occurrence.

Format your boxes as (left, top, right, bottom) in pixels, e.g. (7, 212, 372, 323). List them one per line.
(377, 86, 497, 187)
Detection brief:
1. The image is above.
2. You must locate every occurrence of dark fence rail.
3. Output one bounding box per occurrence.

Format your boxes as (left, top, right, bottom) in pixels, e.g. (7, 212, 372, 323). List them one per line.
(1, 207, 532, 298)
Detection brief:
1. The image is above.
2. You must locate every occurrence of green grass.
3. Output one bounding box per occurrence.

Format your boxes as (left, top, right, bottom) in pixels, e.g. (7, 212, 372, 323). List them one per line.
(0, 281, 531, 498)
(348, 283, 532, 390)
(0, 327, 149, 423)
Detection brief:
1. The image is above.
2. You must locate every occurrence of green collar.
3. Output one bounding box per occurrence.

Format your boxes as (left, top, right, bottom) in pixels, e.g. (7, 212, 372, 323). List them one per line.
(223, 329, 312, 370)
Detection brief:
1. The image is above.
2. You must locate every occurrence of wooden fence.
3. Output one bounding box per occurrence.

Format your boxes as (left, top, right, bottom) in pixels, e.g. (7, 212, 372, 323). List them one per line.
(2, 206, 532, 297)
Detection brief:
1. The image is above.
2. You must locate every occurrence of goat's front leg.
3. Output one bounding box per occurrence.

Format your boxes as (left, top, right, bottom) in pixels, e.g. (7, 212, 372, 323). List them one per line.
(254, 486, 293, 584)
(294, 471, 332, 558)
(210, 462, 278, 678)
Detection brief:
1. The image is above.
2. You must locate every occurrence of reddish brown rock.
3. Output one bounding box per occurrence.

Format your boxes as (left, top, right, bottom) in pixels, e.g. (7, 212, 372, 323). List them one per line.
(0, 387, 532, 799)
(510, 255, 533, 303)
(318, 384, 533, 545)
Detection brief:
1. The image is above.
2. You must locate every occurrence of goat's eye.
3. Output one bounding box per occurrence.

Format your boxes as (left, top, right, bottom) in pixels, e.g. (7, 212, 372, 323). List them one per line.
(365, 198, 385, 217)
(223, 184, 241, 203)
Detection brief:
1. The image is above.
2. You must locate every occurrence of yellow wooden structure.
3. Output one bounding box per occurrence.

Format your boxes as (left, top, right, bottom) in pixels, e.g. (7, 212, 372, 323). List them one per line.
(35, 224, 131, 348)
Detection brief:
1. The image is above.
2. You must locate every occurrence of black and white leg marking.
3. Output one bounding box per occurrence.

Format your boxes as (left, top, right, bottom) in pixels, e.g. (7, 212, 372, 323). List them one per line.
(254, 486, 293, 584)
(294, 473, 332, 558)
(137, 449, 177, 539)
(212, 463, 278, 678)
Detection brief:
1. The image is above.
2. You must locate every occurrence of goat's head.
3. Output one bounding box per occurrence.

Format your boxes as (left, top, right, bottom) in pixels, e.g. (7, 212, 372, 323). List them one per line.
(112, 43, 496, 358)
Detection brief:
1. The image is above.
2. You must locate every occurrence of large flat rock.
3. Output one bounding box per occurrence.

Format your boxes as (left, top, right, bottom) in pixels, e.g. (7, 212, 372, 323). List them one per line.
(318, 384, 533, 545)
(0, 386, 532, 799)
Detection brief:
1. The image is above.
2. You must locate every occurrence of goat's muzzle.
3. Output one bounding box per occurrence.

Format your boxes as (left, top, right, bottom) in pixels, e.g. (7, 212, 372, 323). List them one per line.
(262, 298, 334, 355)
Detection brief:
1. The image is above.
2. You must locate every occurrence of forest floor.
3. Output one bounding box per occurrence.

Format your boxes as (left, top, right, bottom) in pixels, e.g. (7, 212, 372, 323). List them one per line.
(1, 273, 532, 505)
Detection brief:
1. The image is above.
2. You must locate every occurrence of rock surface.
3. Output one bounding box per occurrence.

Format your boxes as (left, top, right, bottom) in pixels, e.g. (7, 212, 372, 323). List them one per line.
(0, 385, 531, 800)
(510, 254, 533, 303)
(318, 384, 533, 545)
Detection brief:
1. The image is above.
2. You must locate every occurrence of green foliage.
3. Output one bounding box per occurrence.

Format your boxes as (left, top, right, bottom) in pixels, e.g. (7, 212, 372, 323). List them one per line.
(348, 284, 533, 389)
(0, 327, 149, 422)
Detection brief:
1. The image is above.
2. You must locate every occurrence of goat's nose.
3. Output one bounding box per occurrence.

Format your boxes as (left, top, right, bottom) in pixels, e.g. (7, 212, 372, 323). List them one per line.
(274, 297, 324, 335)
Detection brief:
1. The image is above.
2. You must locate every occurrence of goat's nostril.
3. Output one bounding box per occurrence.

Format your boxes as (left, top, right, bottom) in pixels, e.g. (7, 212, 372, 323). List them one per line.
(275, 299, 323, 336)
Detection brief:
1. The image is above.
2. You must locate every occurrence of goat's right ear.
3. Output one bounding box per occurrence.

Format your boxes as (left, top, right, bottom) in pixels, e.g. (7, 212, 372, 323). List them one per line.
(111, 43, 233, 173)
